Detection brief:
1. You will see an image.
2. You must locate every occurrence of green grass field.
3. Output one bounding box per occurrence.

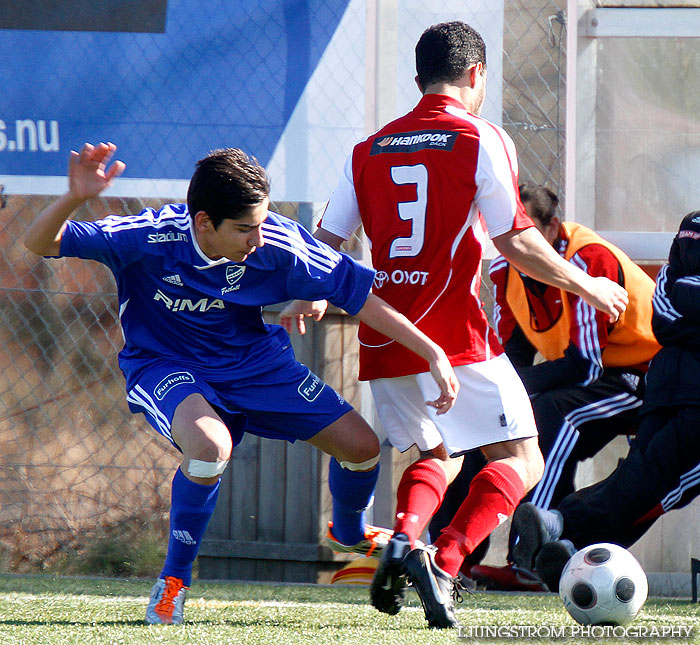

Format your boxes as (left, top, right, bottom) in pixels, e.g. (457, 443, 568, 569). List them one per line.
(0, 574, 697, 645)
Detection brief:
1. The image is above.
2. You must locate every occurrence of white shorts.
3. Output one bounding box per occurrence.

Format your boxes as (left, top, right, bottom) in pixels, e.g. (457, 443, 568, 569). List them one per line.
(369, 353, 537, 455)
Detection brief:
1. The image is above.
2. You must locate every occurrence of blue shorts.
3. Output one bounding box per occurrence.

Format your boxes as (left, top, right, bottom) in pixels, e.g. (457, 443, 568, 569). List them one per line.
(123, 353, 353, 451)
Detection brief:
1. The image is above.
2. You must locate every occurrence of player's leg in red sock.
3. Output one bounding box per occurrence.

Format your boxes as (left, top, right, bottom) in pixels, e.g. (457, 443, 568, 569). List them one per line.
(432, 437, 546, 578)
(393, 453, 462, 546)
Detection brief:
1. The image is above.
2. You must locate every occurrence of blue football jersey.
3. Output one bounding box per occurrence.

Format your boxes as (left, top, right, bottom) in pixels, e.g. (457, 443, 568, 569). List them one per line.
(56, 204, 374, 379)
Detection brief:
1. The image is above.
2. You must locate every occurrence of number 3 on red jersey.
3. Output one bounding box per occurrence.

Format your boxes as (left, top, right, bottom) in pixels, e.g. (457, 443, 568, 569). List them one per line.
(389, 164, 427, 259)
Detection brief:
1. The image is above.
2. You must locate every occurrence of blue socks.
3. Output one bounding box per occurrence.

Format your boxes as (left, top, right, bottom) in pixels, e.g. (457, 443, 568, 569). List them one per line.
(161, 468, 220, 586)
(161, 460, 380, 582)
(328, 457, 379, 545)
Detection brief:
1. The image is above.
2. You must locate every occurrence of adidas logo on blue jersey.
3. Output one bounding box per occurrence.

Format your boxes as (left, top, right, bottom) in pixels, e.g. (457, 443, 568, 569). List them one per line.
(163, 274, 184, 286)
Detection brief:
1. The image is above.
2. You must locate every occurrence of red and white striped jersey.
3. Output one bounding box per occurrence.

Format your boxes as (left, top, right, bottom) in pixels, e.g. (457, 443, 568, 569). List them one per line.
(322, 93, 533, 380)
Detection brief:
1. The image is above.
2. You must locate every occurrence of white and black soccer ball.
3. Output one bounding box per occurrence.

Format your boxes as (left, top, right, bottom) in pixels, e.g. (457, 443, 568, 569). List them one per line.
(559, 543, 648, 626)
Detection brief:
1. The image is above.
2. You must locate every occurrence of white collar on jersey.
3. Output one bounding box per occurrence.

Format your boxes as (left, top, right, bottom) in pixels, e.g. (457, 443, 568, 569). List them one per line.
(189, 215, 234, 270)
(445, 104, 470, 120)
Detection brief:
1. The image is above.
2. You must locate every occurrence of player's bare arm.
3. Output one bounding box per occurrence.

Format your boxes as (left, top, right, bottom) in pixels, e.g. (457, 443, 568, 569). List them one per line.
(353, 294, 459, 414)
(493, 226, 629, 323)
(24, 142, 125, 257)
(314, 227, 346, 250)
(280, 289, 460, 413)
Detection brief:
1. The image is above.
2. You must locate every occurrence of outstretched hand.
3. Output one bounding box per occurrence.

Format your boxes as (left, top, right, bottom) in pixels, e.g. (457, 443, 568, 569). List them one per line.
(23, 142, 125, 257)
(68, 142, 125, 202)
(279, 299, 328, 335)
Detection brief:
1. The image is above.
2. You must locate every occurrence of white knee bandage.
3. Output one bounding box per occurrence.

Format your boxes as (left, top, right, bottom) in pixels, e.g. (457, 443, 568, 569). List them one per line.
(187, 459, 229, 478)
(338, 454, 380, 471)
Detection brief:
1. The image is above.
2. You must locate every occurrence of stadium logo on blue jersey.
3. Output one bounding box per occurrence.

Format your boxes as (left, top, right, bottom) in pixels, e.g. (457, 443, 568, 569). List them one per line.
(370, 130, 457, 155)
(222, 265, 246, 294)
(154, 289, 225, 312)
(147, 231, 188, 244)
(298, 371, 325, 402)
(154, 371, 195, 400)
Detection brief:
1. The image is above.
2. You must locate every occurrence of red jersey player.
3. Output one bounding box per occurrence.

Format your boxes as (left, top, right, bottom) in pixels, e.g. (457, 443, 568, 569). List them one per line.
(281, 21, 627, 629)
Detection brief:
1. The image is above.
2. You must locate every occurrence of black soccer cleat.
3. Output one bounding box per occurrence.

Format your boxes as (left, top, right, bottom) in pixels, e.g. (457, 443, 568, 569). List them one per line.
(370, 532, 411, 615)
(402, 545, 463, 629)
(534, 539, 576, 593)
(511, 502, 563, 570)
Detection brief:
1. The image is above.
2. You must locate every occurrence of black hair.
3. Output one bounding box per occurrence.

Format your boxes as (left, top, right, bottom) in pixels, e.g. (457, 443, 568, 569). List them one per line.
(187, 148, 270, 229)
(519, 182, 559, 226)
(415, 21, 486, 90)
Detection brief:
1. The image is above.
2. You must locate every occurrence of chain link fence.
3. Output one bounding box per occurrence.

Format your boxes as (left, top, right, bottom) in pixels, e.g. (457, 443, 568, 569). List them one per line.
(504, 0, 566, 195)
(2, 196, 179, 570)
(1, 0, 565, 572)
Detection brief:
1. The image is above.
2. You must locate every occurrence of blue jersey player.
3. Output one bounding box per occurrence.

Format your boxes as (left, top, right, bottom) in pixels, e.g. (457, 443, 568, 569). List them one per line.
(24, 142, 459, 625)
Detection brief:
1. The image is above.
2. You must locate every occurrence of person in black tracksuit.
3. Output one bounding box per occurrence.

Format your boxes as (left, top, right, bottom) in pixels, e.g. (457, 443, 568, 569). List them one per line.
(429, 184, 660, 588)
(510, 210, 700, 591)
(549, 210, 700, 548)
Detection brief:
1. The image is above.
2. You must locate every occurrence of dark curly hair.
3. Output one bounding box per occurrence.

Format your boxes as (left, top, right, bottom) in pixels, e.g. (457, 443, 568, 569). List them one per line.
(415, 21, 486, 90)
(187, 148, 270, 229)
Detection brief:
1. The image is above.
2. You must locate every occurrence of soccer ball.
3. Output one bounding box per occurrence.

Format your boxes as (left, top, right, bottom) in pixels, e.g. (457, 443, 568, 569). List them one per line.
(559, 543, 648, 626)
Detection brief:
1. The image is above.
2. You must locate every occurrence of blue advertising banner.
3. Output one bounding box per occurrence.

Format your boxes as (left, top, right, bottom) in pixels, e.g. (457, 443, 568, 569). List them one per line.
(0, 0, 504, 201)
(0, 0, 350, 196)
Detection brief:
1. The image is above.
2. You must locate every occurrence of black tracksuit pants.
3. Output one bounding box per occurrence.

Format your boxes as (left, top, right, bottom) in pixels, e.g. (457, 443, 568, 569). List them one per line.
(558, 404, 700, 549)
(527, 369, 643, 511)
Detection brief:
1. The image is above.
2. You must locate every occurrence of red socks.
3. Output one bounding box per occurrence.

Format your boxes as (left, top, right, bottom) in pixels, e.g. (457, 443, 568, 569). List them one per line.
(392, 458, 527, 578)
(433, 461, 525, 576)
(393, 459, 448, 546)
